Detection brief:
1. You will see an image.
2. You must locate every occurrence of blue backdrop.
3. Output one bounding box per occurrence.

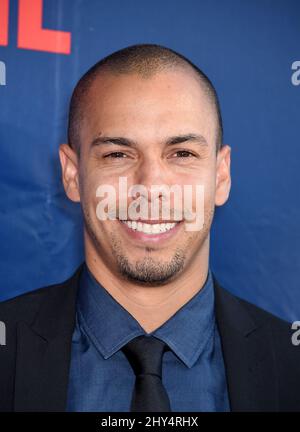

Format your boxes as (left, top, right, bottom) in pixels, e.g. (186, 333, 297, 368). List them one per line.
(0, 0, 299, 322)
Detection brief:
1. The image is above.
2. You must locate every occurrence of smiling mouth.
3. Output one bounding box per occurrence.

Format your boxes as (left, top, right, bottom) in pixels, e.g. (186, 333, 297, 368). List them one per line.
(119, 219, 182, 235)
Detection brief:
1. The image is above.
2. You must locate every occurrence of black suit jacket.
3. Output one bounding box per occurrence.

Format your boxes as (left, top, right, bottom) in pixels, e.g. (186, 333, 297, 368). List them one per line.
(0, 263, 299, 412)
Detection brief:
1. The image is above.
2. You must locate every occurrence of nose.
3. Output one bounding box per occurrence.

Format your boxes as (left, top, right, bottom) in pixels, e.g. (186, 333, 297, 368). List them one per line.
(131, 155, 173, 219)
(134, 155, 171, 195)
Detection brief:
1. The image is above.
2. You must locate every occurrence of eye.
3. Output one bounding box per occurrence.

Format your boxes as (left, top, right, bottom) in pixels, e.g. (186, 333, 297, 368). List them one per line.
(173, 150, 196, 158)
(104, 152, 127, 158)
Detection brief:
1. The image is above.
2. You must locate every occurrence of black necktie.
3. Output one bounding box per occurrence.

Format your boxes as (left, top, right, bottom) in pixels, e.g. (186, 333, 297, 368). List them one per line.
(121, 335, 172, 412)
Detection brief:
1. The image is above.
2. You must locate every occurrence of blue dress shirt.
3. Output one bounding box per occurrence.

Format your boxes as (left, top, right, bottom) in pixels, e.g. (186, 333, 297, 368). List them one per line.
(66, 262, 230, 412)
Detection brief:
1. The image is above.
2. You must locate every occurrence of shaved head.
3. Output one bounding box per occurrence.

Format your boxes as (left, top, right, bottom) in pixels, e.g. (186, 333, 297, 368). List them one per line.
(59, 42, 231, 299)
(67, 43, 223, 156)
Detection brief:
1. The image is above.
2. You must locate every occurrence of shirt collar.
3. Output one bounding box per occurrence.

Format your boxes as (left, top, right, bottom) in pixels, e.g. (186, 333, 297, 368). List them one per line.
(77, 262, 215, 369)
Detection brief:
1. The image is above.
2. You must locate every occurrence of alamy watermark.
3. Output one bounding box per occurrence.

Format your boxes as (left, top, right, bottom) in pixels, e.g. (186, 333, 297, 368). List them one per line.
(0, 61, 6, 86)
(0, 321, 6, 346)
(291, 321, 300, 346)
(291, 61, 300, 86)
(95, 177, 205, 231)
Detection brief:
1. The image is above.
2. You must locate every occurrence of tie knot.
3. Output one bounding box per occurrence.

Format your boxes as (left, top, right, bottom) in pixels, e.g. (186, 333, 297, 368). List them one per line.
(121, 335, 168, 378)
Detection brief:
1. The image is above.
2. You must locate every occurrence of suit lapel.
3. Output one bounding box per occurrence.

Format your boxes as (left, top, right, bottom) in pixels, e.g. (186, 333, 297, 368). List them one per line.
(13, 264, 83, 411)
(14, 322, 73, 411)
(13, 264, 279, 411)
(213, 274, 279, 411)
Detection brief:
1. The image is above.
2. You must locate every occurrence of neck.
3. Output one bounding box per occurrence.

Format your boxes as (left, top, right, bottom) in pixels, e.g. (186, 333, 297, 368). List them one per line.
(84, 234, 210, 334)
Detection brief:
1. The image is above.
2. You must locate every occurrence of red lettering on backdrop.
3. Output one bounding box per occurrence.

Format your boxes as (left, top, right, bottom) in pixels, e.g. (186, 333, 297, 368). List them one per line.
(0, 0, 9, 46)
(18, 0, 71, 54)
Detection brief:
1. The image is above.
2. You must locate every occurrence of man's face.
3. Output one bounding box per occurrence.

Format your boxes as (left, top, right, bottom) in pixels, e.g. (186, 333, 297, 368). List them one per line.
(61, 69, 231, 285)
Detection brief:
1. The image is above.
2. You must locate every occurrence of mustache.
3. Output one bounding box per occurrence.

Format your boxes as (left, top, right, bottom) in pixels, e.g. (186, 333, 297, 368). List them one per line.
(103, 202, 196, 221)
(95, 182, 204, 223)
(95, 179, 204, 222)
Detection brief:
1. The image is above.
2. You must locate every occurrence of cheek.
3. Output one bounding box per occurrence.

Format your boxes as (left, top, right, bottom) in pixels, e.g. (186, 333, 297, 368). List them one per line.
(181, 172, 215, 232)
(183, 171, 215, 206)
(81, 167, 116, 208)
(200, 167, 217, 203)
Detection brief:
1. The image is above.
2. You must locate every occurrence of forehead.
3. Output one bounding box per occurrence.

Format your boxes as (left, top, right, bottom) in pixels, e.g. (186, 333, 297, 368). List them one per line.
(81, 69, 217, 146)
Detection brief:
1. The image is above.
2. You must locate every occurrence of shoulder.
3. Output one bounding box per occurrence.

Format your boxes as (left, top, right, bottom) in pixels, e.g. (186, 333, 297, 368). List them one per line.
(212, 273, 293, 329)
(213, 275, 300, 365)
(213, 277, 300, 410)
(0, 264, 83, 411)
(0, 264, 83, 327)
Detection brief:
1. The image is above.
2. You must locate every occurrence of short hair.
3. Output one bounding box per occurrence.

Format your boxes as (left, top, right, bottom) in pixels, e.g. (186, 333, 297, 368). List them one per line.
(67, 43, 223, 156)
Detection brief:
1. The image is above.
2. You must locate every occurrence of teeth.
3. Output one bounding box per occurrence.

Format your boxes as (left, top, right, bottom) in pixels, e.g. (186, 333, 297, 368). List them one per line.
(121, 220, 177, 234)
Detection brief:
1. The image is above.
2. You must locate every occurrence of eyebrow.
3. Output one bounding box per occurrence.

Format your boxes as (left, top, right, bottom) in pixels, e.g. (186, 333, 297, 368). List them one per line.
(90, 133, 208, 148)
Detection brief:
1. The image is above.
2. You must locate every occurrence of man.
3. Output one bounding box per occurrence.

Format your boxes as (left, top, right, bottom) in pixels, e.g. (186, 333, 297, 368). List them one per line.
(0, 44, 299, 412)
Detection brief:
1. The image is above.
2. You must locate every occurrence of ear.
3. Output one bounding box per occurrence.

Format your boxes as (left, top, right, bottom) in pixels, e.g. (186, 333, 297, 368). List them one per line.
(215, 144, 231, 206)
(59, 143, 80, 202)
